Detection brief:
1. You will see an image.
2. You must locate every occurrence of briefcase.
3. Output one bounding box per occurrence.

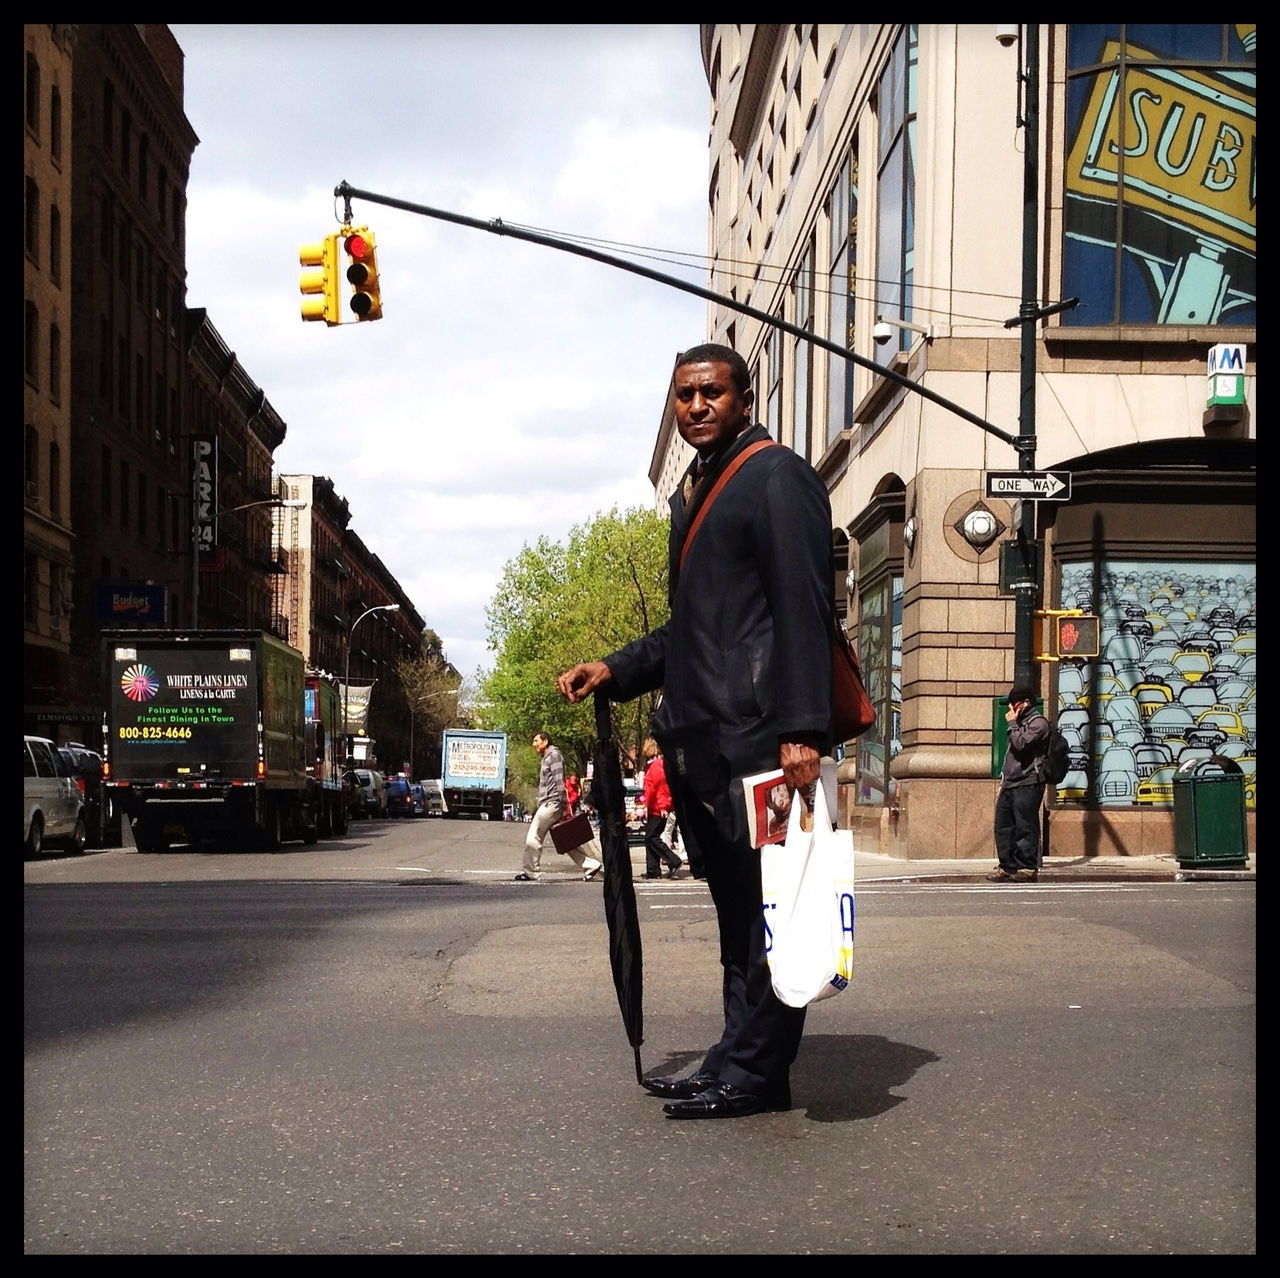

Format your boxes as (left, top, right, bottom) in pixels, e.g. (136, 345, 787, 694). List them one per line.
(550, 811, 593, 854)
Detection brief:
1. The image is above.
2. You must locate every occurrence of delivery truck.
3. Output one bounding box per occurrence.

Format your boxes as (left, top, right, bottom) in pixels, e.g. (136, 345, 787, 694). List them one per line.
(101, 629, 324, 852)
(440, 728, 508, 820)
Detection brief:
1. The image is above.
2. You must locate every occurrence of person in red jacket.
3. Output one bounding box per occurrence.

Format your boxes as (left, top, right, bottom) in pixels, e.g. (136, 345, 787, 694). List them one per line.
(641, 737, 682, 879)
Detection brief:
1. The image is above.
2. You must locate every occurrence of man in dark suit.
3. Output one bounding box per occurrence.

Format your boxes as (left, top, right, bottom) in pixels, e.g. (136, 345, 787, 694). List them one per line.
(557, 343, 834, 1119)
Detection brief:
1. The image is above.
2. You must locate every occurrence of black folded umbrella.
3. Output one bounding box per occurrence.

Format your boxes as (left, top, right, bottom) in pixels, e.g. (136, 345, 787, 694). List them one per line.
(591, 690, 644, 1083)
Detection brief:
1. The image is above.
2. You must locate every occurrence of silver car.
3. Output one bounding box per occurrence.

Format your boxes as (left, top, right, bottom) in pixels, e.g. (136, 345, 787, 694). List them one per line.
(24, 735, 86, 856)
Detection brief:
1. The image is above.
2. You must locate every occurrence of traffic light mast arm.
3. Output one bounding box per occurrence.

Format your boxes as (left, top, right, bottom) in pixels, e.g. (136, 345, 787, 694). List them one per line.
(333, 180, 1018, 449)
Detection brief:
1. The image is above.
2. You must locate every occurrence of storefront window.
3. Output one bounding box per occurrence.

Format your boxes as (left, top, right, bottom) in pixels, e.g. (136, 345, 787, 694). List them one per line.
(1057, 560, 1255, 807)
(1062, 24, 1255, 327)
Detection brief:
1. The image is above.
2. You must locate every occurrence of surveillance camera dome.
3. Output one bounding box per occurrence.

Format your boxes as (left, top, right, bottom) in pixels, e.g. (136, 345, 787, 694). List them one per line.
(872, 321, 893, 346)
(995, 25, 1018, 47)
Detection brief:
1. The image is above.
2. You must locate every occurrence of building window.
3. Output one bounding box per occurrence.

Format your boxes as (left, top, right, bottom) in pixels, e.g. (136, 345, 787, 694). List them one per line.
(135, 354, 146, 427)
(137, 470, 147, 539)
(49, 204, 61, 286)
(49, 443, 61, 520)
(98, 317, 110, 401)
(25, 424, 39, 498)
(102, 80, 113, 149)
(855, 574, 903, 808)
(25, 177, 39, 265)
(121, 111, 132, 177)
(826, 150, 858, 447)
(25, 552, 39, 628)
(99, 193, 112, 262)
(120, 459, 130, 531)
(49, 83, 62, 164)
(791, 238, 814, 460)
(48, 322, 61, 405)
(138, 134, 149, 202)
(765, 321, 783, 440)
(101, 446, 112, 517)
(25, 300, 39, 386)
(26, 51, 40, 137)
(874, 24, 918, 357)
(1062, 24, 1255, 326)
(117, 335, 129, 414)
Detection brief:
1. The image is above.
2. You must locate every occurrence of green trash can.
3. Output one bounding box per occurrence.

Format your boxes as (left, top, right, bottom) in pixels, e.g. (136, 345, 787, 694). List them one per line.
(1172, 755, 1248, 869)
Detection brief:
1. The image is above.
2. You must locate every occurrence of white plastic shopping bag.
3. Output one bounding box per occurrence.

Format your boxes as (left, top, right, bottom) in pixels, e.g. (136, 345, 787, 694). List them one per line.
(759, 778, 855, 1007)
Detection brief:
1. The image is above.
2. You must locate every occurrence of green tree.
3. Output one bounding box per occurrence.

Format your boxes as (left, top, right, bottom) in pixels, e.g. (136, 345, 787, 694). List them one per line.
(394, 647, 468, 779)
(482, 505, 669, 786)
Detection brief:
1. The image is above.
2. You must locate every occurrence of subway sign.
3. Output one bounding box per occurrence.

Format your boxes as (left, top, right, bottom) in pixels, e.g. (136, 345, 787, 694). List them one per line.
(1066, 41, 1255, 254)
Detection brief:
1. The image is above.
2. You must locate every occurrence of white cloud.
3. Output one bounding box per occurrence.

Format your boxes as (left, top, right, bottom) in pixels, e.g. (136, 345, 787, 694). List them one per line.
(172, 24, 707, 677)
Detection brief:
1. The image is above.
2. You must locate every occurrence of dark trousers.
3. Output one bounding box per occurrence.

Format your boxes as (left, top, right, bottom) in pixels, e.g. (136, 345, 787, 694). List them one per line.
(644, 814, 680, 875)
(994, 781, 1045, 871)
(674, 785, 806, 1094)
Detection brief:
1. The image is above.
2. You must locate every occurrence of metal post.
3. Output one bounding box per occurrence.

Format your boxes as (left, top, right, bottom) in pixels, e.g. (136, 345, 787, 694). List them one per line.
(1014, 22, 1041, 694)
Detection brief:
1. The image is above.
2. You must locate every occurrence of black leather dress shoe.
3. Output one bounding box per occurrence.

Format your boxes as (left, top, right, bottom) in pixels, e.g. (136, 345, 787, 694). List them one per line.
(639, 1069, 717, 1099)
(662, 1080, 791, 1119)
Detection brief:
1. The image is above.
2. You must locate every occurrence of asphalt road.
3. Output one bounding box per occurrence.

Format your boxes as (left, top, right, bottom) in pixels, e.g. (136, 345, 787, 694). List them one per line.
(25, 817, 1255, 1254)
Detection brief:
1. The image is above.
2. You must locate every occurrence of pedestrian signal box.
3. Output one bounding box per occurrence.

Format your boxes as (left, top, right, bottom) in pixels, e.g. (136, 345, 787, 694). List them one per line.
(1055, 613, 1100, 659)
(1034, 609, 1100, 661)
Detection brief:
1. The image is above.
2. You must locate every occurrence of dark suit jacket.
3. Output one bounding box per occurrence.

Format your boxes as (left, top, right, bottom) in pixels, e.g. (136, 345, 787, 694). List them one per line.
(604, 424, 834, 829)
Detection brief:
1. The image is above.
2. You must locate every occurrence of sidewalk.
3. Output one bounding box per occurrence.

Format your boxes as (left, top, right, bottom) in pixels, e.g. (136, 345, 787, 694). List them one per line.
(853, 847, 1256, 884)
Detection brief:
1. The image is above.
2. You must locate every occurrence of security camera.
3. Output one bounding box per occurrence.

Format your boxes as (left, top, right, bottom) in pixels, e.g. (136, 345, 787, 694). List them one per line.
(995, 25, 1019, 47)
(872, 320, 893, 346)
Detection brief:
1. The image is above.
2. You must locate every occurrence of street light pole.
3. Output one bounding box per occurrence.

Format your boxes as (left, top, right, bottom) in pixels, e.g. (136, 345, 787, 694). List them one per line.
(190, 496, 305, 628)
(343, 603, 400, 765)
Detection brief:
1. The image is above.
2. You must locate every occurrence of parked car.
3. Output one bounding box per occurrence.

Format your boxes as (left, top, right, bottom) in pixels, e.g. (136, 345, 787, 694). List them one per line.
(385, 775, 416, 818)
(347, 768, 387, 818)
(56, 742, 109, 848)
(24, 735, 87, 857)
(419, 779, 445, 817)
(408, 782, 427, 817)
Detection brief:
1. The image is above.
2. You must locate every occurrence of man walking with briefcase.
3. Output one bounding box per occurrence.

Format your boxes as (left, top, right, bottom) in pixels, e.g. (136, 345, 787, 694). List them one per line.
(514, 731, 603, 882)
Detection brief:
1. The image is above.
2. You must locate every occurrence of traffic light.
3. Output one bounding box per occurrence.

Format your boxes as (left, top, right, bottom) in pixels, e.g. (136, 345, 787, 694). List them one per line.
(342, 228, 382, 321)
(1055, 613, 1100, 659)
(299, 234, 341, 325)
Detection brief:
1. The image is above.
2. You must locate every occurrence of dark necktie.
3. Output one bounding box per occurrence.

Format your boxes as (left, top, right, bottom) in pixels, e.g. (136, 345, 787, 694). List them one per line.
(682, 460, 706, 505)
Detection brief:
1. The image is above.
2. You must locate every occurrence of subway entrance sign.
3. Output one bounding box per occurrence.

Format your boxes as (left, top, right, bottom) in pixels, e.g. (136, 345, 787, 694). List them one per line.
(985, 471, 1072, 500)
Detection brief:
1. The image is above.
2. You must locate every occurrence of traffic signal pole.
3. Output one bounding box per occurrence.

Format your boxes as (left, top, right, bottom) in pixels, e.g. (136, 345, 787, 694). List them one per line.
(1013, 22, 1041, 695)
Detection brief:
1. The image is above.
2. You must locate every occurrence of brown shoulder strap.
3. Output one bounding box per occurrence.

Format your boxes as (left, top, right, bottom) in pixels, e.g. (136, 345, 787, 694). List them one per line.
(679, 439, 779, 570)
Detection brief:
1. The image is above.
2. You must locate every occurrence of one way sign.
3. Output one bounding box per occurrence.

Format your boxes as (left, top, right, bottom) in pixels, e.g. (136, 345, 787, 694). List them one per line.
(985, 470, 1072, 501)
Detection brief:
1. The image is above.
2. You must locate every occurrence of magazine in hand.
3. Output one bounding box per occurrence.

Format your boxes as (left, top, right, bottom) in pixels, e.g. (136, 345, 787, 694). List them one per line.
(742, 757, 839, 848)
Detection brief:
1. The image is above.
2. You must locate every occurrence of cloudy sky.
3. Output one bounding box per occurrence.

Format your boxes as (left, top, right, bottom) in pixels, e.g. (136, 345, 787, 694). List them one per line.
(170, 24, 709, 677)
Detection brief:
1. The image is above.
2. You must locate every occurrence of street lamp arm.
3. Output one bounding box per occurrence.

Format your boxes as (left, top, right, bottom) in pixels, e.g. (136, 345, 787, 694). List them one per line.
(343, 604, 401, 763)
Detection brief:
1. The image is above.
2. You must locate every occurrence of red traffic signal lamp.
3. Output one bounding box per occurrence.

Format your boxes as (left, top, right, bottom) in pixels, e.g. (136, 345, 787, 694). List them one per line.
(299, 234, 341, 325)
(1034, 609, 1100, 661)
(1055, 613, 1100, 659)
(342, 228, 382, 321)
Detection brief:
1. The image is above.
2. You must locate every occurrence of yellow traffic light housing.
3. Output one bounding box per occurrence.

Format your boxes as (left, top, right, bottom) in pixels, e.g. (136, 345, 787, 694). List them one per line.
(299, 234, 341, 325)
(342, 228, 382, 321)
(1034, 609, 1100, 661)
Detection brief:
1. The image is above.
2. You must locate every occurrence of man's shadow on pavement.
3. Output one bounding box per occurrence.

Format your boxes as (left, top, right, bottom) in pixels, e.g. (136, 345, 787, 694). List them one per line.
(642, 1034, 938, 1123)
